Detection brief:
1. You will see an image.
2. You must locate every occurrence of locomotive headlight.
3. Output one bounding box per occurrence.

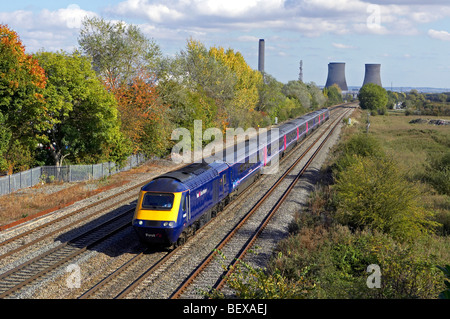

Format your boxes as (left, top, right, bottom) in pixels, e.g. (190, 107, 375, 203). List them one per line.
(138, 220, 143, 226)
(163, 221, 175, 227)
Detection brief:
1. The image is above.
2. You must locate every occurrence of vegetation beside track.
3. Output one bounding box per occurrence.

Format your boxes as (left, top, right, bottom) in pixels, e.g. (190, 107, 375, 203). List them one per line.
(212, 107, 450, 299)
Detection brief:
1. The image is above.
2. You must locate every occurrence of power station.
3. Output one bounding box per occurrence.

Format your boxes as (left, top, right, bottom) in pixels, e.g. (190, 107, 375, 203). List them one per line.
(324, 62, 348, 91)
(362, 63, 382, 87)
(254, 40, 383, 93)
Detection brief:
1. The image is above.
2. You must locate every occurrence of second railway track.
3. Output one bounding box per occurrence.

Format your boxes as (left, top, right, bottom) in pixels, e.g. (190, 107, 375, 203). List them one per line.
(72, 106, 352, 300)
(0, 105, 353, 299)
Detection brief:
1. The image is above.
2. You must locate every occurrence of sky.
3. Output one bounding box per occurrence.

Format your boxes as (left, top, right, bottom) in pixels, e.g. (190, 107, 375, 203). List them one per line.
(1, 0, 450, 90)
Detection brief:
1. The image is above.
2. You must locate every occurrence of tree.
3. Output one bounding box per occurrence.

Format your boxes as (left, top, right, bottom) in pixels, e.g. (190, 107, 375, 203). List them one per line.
(257, 73, 286, 121)
(358, 83, 388, 114)
(111, 69, 170, 156)
(209, 46, 262, 111)
(35, 50, 130, 166)
(157, 39, 235, 132)
(0, 111, 11, 172)
(78, 17, 162, 89)
(282, 80, 312, 109)
(323, 84, 343, 106)
(0, 24, 48, 172)
(307, 82, 327, 109)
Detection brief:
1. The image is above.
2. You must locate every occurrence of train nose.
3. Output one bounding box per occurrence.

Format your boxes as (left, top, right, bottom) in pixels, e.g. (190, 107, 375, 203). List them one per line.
(133, 222, 167, 244)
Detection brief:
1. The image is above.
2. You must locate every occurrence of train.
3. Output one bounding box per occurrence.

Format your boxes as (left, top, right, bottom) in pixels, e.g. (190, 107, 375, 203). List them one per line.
(132, 108, 330, 247)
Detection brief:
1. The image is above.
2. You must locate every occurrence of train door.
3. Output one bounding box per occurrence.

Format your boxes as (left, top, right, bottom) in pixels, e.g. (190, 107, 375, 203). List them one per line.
(213, 178, 219, 204)
(182, 191, 190, 222)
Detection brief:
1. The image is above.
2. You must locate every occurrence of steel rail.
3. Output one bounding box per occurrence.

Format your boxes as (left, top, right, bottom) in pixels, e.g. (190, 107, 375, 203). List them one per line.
(99, 107, 344, 300)
(0, 207, 135, 298)
(213, 108, 352, 292)
(169, 107, 351, 299)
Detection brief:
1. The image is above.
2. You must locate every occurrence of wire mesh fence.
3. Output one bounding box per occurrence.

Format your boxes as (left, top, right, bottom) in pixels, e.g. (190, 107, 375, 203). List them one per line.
(0, 154, 147, 196)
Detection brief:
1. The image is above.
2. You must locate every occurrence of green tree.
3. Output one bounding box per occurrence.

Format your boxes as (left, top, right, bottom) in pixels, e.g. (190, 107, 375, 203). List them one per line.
(307, 82, 327, 109)
(78, 17, 162, 89)
(282, 80, 312, 109)
(358, 83, 388, 114)
(157, 39, 235, 132)
(257, 73, 286, 120)
(35, 50, 130, 166)
(0, 111, 11, 172)
(324, 84, 343, 107)
(0, 24, 48, 172)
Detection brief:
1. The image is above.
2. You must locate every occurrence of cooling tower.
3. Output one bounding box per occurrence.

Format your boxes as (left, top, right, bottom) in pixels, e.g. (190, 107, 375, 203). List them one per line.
(258, 39, 265, 73)
(362, 64, 382, 87)
(325, 62, 348, 91)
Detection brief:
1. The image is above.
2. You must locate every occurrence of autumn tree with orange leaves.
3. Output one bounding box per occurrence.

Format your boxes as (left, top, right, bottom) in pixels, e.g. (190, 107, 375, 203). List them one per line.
(0, 24, 48, 172)
(110, 70, 170, 156)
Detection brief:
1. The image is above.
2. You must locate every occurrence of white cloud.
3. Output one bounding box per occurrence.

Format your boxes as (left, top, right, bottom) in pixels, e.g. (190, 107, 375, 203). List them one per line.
(237, 35, 261, 42)
(0, 4, 97, 52)
(332, 42, 356, 49)
(112, 0, 184, 23)
(428, 29, 450, 41)
(106, 0, 450, 39)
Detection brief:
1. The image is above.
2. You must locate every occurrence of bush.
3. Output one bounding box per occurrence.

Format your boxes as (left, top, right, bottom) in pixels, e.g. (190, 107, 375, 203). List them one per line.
(205, 251, 315, 299)
(437, 265, 450, 299)
(334, 155, 439, 242)
(271, 224, 447, 299)
(425, 151, 450, 196)
(333, 132, 385, 175)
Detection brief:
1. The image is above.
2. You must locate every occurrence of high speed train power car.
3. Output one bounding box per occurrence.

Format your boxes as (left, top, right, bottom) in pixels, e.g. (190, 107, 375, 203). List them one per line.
(132, 108, 330, 247)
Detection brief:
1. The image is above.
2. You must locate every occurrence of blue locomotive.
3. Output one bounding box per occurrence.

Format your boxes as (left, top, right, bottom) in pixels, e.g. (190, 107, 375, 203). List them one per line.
(132, 108, 330, 246)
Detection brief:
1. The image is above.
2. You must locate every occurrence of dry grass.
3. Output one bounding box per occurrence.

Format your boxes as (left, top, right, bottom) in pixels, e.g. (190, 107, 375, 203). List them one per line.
(0, 159, 178, 230)
(0, 178, 130, 229)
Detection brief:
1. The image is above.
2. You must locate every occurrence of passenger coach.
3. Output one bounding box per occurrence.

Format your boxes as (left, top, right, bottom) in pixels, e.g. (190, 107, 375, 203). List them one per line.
(133, 108, 330, 246)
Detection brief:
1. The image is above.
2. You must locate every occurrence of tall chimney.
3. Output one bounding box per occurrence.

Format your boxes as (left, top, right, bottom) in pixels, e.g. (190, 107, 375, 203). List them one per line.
(258, 39, 265, 73)
(362, 63, 382, 87)
(325, 62, 348, 91)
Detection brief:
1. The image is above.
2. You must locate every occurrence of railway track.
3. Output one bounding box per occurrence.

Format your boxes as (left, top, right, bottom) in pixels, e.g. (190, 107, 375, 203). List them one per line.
(0, 104, 352, 299)
(170, 107, 352, 298)
(72, 106, 351, 300)
(0, 206, 135, 298)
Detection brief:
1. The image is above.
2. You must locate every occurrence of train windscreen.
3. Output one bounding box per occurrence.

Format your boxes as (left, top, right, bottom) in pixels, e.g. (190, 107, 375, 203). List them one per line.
(142, 193, 174, 210)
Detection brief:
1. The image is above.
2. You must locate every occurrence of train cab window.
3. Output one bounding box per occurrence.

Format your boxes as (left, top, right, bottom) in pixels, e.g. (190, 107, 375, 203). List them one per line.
(181, 194, 186, 211)
(142, 193, 174, 210)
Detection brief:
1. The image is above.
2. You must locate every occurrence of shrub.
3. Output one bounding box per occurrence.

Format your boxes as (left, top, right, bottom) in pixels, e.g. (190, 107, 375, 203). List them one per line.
(437, 265, 450, 299)
(271, 224, 447, 299)
(205, 251, 315, 299)
(334, 156, 439, 242)
(333, 132, 385, 176)
(425, 151, 450, 196)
